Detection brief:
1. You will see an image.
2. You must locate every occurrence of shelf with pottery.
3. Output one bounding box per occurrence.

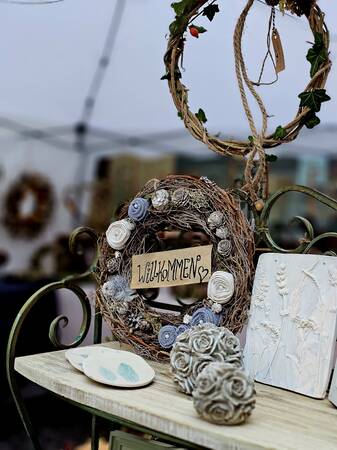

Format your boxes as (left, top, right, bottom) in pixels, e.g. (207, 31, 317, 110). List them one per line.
(14, 341, 337, 450)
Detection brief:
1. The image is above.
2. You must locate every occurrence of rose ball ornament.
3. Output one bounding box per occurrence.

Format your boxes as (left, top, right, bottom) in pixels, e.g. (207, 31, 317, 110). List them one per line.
(128, 197, 149, 221)
(106, 219, 135, 250)
(170, 323, 243, 395)
(193, 362, 256, 425)
(207, 271, 234, 305)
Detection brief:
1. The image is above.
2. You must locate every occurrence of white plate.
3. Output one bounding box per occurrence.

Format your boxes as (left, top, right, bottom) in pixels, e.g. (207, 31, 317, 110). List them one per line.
(65, 346, 119, 372)
(82, 348, 155, 388)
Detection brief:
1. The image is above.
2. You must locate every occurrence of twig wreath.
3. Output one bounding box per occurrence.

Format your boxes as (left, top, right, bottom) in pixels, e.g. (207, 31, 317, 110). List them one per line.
(97, 175, 254, 361)
(3, 173, 55, 239)
(163, 0, 331, 202)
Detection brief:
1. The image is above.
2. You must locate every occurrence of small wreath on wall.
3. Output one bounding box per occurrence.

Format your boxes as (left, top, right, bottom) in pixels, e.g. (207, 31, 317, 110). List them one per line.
(3, 173, 55, 239)
(163, 0, 331, 199)
(97, 175, 255, 361)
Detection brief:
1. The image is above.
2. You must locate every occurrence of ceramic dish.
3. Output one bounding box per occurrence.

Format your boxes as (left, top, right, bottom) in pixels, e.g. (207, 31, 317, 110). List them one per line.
(82, 348, 155, 388)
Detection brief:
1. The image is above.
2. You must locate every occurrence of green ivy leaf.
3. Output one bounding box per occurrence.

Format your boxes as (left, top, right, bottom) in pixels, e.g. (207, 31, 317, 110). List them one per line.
(195, 108, 207, 123)
(266, 154, 278, 162)
(306, 33, 328, 77)
(302, 111, 321, 129)
(298, 89, 331, 112)
(202, 4, 219, 21)
(248, 135, 254, 144)
(177, 112, 183, 120)
(171, 0, 193, 17)
(273, 125, 287, 140)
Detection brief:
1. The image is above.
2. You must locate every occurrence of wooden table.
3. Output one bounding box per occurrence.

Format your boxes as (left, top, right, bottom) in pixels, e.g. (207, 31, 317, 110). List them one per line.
(15, 342, 337, 450)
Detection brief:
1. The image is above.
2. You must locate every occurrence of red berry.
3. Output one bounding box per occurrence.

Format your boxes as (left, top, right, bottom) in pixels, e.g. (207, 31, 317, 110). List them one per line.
(189, 26, 199, 38)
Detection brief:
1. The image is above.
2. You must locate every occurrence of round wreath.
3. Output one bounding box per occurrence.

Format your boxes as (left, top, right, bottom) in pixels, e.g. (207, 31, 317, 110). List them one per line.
(164, 0, 331, 199)
(3, 173, 54, 239)
(97, 175, 255, 361)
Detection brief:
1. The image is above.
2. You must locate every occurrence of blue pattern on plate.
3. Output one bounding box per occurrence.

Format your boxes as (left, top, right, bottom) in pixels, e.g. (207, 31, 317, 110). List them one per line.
(99, 366, 117, 382)
(118, 362, 139, 382)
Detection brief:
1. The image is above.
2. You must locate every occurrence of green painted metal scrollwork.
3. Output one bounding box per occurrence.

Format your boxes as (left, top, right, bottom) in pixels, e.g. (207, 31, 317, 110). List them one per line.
(6, 227, 99, 450)
(255, 185, 337, 254)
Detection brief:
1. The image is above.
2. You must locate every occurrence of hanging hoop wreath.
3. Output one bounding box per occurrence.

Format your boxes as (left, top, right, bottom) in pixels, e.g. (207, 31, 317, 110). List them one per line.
(96, 175, 255, 361)
(164, 0, 331, 201)
(3, 173, 55, 239)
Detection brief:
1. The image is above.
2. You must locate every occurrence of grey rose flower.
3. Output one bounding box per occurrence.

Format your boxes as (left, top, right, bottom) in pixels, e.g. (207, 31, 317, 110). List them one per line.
(216, 226, 229, 239)
(190, 328, 217, 355)
(207, 211, 224, 229)
(101, 275, 137, 303)
(217, 239, 232, 257)
(193, 362, 256, 425)
(170, 323, 243, 395)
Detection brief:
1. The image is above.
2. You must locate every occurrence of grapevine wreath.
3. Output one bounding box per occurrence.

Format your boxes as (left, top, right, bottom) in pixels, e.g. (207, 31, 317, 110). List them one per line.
(3, 173, 54, 239)
(97, 175, 255, 361)
(163, 0, 331, 201)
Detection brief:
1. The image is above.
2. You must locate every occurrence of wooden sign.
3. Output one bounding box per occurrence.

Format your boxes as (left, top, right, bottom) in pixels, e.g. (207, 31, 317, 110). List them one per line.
(131, 245, 212, 289)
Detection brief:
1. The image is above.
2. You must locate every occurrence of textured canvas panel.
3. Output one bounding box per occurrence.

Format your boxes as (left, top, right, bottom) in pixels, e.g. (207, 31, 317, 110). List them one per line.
(244, 253, 337, 398)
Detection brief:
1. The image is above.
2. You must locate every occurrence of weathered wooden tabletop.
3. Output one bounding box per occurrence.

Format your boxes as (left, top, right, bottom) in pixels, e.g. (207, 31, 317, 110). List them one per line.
(15, 342, 337, 450)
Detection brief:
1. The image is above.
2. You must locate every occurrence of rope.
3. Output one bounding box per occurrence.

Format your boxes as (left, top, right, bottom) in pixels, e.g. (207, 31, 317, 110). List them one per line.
(233, 0, 268, 202)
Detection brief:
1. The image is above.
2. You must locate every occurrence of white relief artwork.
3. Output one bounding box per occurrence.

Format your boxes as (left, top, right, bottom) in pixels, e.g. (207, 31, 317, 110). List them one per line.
(244, 253, 337, 399)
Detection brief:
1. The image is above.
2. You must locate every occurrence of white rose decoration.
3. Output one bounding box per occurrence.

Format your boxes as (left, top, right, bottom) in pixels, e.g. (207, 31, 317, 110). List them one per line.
(152, 189, 169, 209)
(106, 219, 135, 250)
(207, 271, 234, 305)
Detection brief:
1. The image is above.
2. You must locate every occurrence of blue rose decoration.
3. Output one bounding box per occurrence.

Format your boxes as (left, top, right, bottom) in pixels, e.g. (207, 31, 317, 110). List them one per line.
(128, 197, 149, 222)
(158, 325, 178, 349)
(191, 307, 220, 327)
(177, 324, 189, 335)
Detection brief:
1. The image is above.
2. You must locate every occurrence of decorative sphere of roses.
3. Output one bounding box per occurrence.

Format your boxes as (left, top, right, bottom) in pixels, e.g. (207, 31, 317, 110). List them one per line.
(106, 219, 135, 250)
(207, 271, 234, 305)
(170, 323, 243, 395)
(193, 362, 256, 425)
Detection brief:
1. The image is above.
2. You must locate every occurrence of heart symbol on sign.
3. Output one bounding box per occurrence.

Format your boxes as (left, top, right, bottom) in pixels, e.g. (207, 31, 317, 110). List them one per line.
(198, 266, 209, 283)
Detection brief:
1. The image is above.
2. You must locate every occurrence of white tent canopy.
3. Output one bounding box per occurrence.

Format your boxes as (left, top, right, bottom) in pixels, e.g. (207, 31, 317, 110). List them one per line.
(0, 0, 335, 140)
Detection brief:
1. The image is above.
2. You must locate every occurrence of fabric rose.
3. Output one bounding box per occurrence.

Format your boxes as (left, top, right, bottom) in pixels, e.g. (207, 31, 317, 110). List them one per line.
(217, 239, 232, 257)
(215, 226, 228, 239)
(190, 307, 221, 327)
(192, 362, 256, 425)
(158, 325, 178, 349)
(207, 271, 234, 305)
(177, 324, 189, 335)
(172, 188, 190, 207)
(170, 323, 243, 395)
(101, 275, 137, 303)
(207, 211, 224, 229)
(152, 189, 169, 209)
(128, 197, 149, 221)
(106, 219, 134, 250)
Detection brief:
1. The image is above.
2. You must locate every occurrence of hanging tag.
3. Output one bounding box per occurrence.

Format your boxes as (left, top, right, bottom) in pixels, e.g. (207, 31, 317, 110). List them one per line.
(272, 28, 285, 73)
